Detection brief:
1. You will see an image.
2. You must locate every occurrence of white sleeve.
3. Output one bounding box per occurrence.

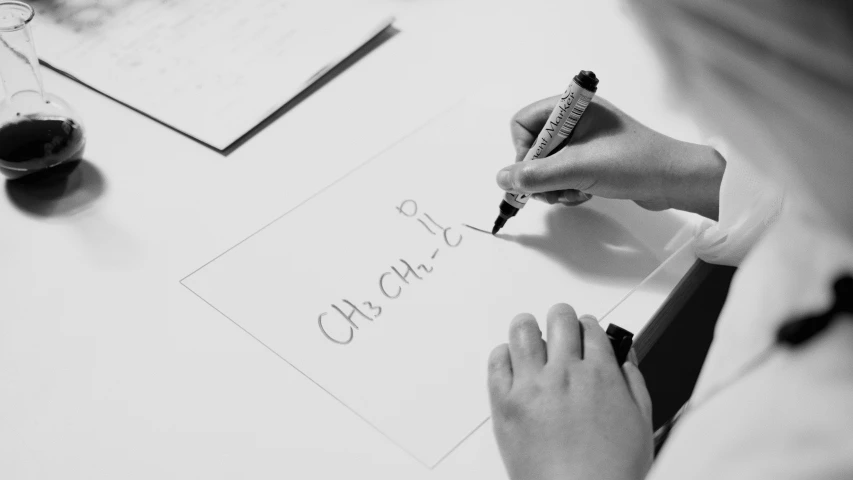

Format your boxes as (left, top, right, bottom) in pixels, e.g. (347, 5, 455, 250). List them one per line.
(693, 139, 785, 266)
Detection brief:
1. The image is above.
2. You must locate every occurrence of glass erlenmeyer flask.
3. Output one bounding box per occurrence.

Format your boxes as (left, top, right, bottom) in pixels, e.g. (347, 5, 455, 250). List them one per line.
(0, 1, 85, 180)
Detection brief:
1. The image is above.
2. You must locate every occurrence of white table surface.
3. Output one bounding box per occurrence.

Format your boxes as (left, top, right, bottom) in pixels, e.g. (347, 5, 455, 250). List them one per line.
(0, 1, 706, 478)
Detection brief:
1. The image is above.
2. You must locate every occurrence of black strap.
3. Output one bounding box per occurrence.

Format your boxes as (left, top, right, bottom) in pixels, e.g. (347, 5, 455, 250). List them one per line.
(776, 275, 853, 346)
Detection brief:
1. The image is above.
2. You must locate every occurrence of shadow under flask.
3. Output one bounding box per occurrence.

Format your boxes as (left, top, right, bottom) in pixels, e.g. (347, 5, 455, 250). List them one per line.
(0, 1, 85, 180)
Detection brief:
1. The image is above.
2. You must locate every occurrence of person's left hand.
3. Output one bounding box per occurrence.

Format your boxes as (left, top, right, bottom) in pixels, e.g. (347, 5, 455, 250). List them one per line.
(488, 303, 654, 480)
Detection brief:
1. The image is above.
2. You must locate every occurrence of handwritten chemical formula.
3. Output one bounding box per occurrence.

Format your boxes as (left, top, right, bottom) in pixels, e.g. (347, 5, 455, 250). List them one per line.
(317, 199, 465, 345)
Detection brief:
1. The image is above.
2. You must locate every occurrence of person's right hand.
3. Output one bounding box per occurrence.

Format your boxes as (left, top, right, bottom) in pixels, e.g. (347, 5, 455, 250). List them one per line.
(496, 96, 726, 220)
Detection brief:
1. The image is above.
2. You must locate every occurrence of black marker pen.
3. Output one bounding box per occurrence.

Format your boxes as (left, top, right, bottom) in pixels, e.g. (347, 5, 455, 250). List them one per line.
(492, 70, 599, 234)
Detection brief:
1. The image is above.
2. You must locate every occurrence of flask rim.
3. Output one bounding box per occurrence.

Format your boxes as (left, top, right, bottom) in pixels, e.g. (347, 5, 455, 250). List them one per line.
(0, 1, 34, 33)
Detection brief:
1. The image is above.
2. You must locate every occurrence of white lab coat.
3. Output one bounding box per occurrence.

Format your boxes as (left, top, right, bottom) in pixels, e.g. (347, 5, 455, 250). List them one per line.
(647, 146, 853, 479)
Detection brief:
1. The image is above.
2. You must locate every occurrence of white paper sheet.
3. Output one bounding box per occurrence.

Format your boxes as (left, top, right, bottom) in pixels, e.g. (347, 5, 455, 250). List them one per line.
(30, 0, 393, 149)
(182, 98, 695, 467)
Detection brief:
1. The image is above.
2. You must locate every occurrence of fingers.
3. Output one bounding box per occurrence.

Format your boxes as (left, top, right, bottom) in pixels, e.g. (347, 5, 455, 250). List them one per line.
(510, 96, 562, 163)
(488, 343, 513, 400)
(496, 150, 595, 195)
(622, 358, 653, 425)
(579, 319, 650, 422)
(628, 348, 639, 366)
(532, 190, 593, 206)
(557, 190, 593, 204)
(578, 316, 617, 363)
(508, 313, 547, 376)
(545, 303, 583, 364)
(501, 95, 630, 198)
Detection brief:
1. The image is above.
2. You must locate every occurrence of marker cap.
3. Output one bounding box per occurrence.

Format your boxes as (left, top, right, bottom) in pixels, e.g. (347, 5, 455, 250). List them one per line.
(574, 70, 599, 92)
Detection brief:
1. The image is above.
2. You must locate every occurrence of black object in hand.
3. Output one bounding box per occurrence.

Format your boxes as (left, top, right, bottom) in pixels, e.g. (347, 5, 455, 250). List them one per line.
(606, 323, 634, 365)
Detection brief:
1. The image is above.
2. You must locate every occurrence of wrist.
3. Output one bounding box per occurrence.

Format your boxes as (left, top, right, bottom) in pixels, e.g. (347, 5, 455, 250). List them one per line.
(664, 142, 725, 220)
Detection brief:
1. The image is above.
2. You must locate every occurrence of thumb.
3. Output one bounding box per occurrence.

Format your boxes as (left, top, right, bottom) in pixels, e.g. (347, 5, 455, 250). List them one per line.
(622, 352, 653, 425)
(495, 150, 592, 194)
(496, 166, 516, 191)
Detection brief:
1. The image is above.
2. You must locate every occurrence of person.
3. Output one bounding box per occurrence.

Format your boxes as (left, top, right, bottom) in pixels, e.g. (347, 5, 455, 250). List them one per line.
(486, 0, 853, 479)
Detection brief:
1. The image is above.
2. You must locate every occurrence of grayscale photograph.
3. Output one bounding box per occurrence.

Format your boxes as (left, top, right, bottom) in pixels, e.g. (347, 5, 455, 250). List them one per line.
(1, 0, 851, 478)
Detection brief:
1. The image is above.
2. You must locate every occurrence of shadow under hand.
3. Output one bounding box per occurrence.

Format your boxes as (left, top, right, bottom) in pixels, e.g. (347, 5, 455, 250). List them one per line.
(6, 160, 106, 218)
(501, 206, 664, 286)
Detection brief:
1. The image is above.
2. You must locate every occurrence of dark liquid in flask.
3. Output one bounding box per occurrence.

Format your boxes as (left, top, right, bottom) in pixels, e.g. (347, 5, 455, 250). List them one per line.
(0, 115, 85, 180)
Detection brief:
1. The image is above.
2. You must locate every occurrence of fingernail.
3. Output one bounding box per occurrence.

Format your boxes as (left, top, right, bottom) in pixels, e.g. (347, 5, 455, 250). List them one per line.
(496, 169, 512, 190)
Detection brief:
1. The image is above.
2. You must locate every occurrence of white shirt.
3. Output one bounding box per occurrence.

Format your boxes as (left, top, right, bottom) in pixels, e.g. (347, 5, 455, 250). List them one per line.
(648, 149, 853, 479)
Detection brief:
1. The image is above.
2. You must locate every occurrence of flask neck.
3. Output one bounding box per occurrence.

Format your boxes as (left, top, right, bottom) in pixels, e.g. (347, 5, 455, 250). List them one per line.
(0, 3, 46, 107)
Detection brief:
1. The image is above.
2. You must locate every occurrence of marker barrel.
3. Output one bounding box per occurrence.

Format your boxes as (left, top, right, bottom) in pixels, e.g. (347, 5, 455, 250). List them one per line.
(493, 71, 599, 232)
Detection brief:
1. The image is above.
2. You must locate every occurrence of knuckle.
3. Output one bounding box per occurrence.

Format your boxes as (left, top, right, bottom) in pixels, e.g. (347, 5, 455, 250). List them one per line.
(544, 365, 571, 389)
(498, 396, 525, 421)
(509, 113, 523, 129)
(589, 361, 622, 387)
(584, 359, 611, 381)
(500, 385, 540, 421)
